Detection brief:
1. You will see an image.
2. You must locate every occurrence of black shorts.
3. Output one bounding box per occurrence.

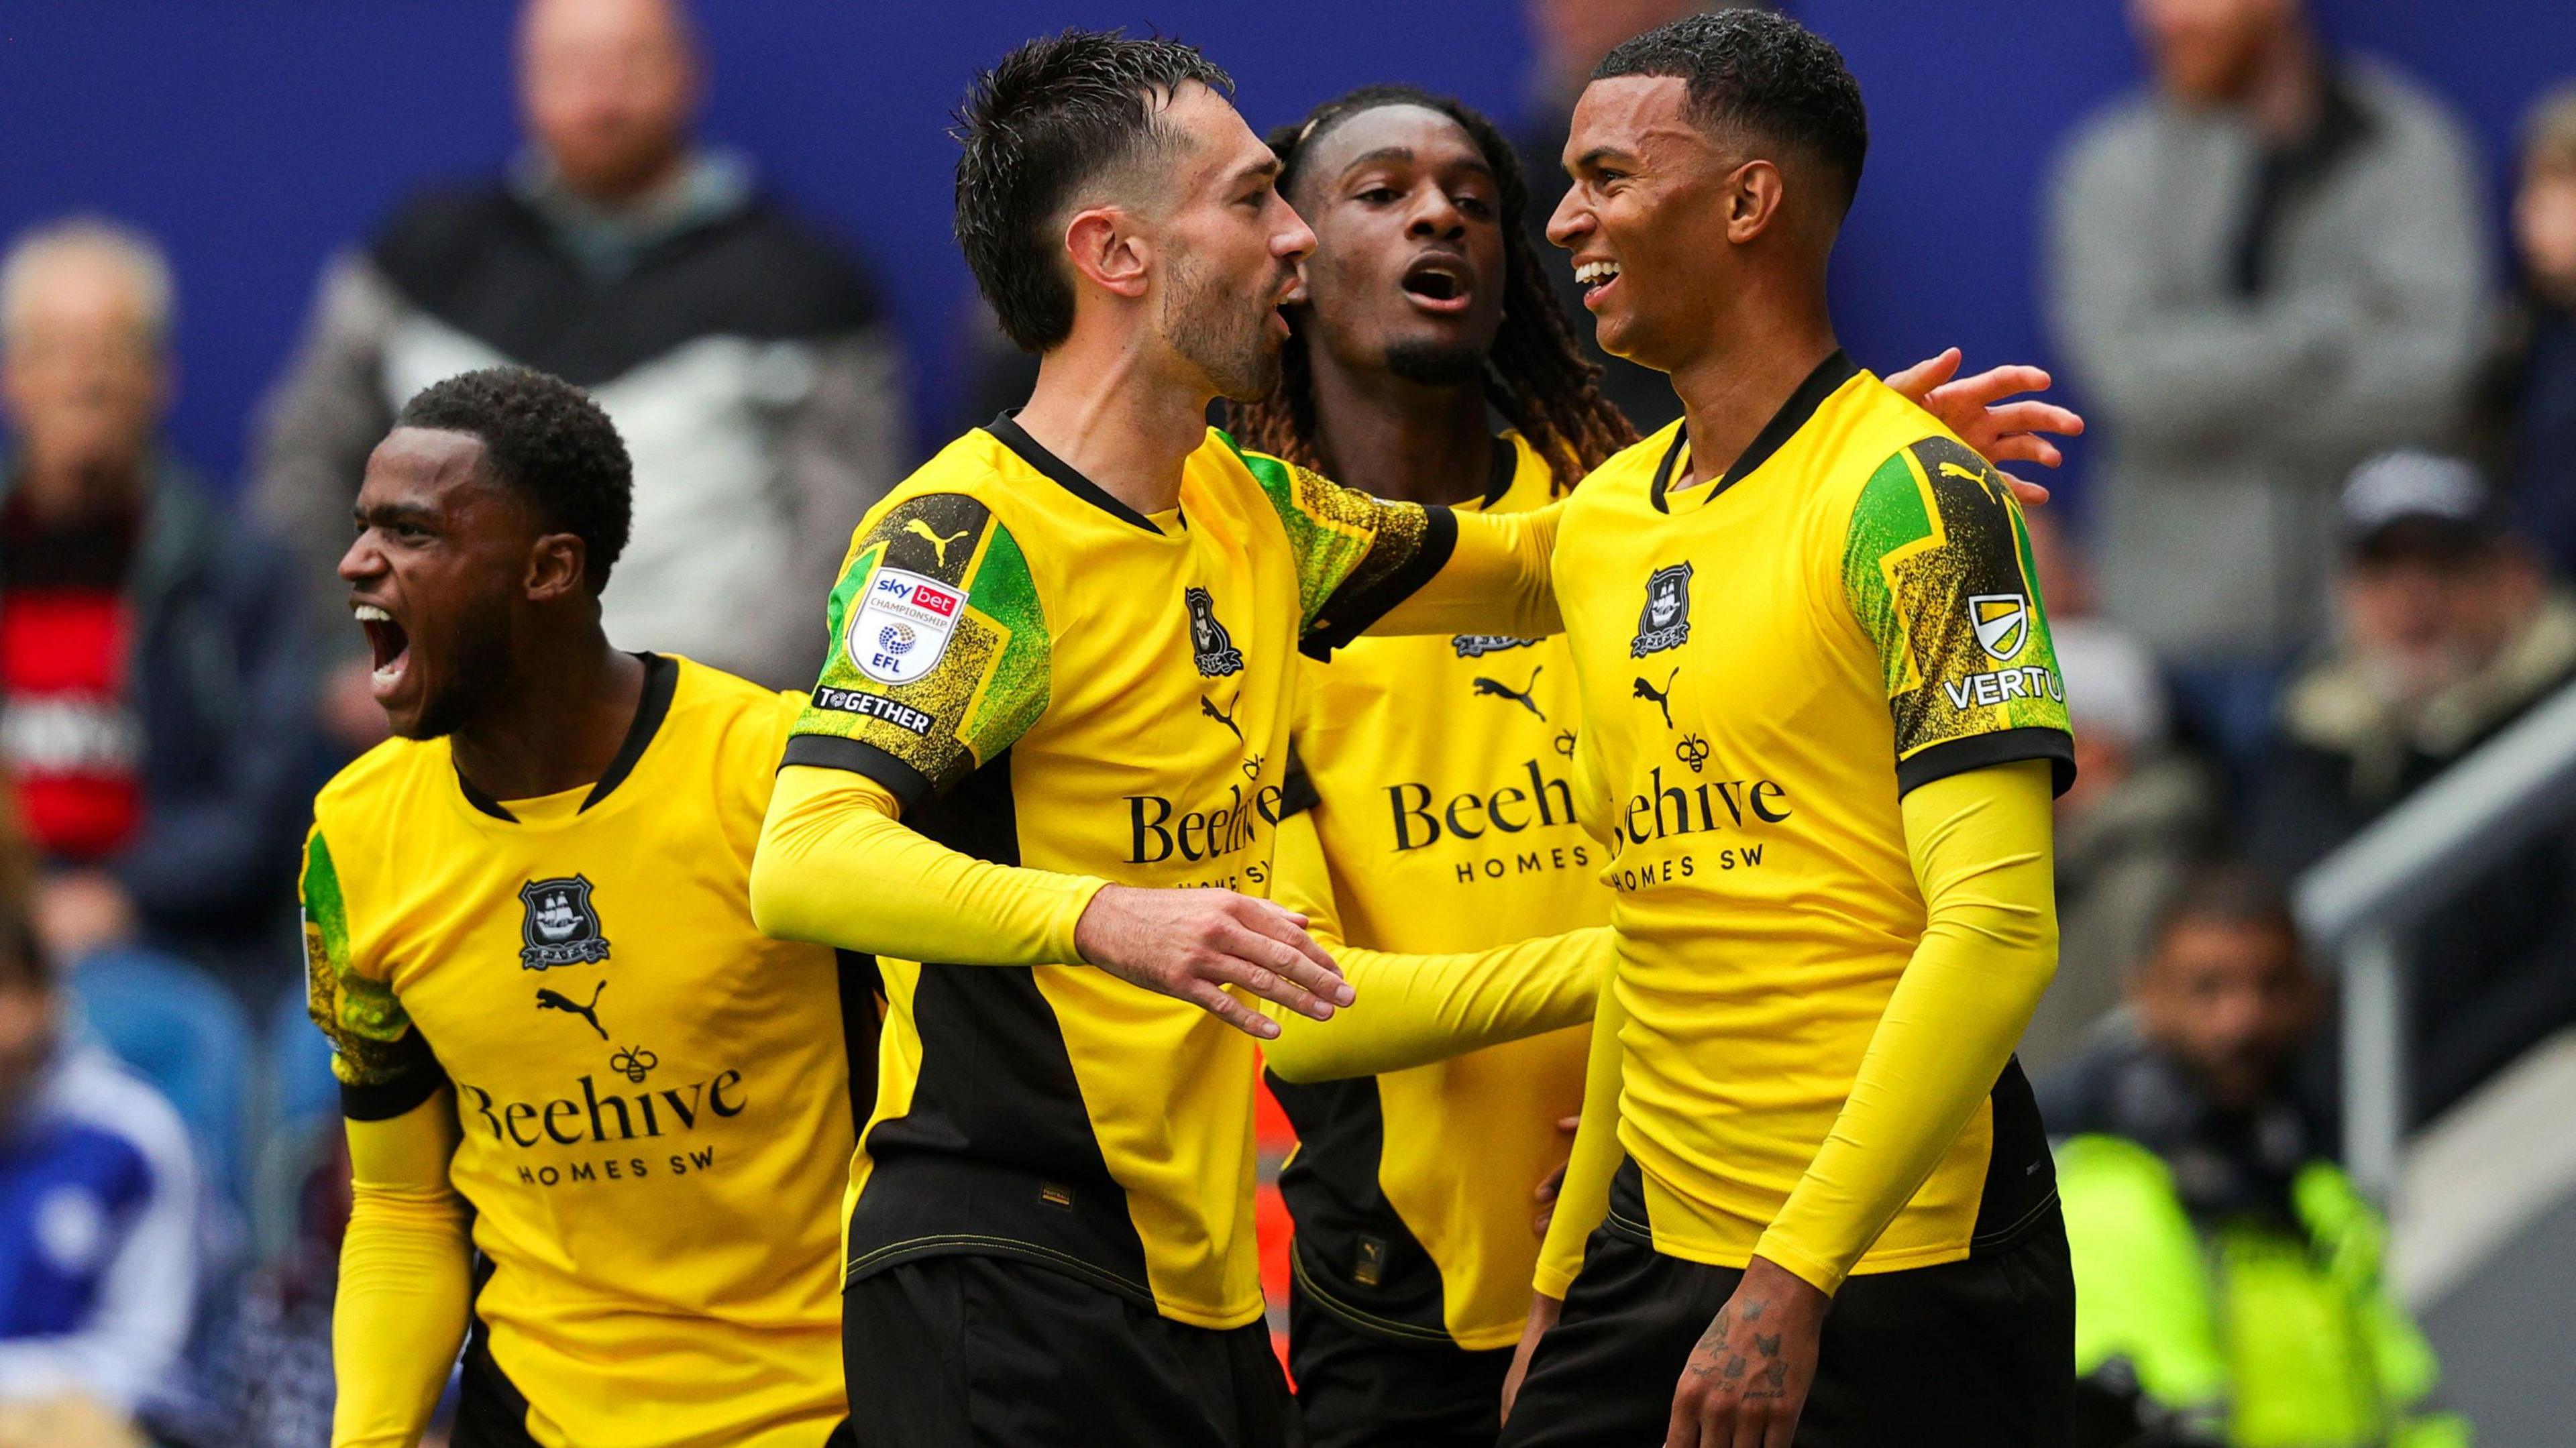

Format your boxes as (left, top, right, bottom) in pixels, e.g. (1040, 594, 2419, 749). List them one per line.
(1287, 1279, 1512, 1448)
(1499, 1184, 2073, 1447)
(843, 1254, 1301, 1448)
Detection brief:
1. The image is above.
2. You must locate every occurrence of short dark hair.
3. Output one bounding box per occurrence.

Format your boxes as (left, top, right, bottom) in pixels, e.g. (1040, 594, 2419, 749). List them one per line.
(1594, 9, 1869, 214)
(396, 367, 633, 593)
(953, 30, 1234, 353)
(2150, 862, 2303, 957)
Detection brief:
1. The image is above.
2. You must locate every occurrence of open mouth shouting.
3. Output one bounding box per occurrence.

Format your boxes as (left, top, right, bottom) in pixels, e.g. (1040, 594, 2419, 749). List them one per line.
(354, 602, 412, 702)
(1268, 267, 1305, 342)
(1573, 258, 1622, 310)
(1400, 254, 1475, 315)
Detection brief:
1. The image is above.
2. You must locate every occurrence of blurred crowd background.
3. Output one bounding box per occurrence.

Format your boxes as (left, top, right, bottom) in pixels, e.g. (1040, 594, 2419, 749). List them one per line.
(1, 0, 2573, 1444)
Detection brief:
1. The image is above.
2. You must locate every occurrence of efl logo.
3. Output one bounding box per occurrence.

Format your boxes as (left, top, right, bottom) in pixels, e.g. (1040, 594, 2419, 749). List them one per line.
(849, 567, 965, 685)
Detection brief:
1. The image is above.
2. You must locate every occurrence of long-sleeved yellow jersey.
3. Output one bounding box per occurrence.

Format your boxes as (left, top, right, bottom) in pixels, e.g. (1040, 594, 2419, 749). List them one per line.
(1546, 354, 2074, 1293)
(770, 416, 1565, 1331)
(306, 655, 866, 1448)
(1267, 433, 1606, 1352)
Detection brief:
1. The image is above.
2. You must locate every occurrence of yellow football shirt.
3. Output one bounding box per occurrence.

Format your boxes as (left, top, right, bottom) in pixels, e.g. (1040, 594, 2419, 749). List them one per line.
(305, 656, 864, 1448)
(782, 416, 1540, 1331)
(1552, 353, 2073, 1280)
(1268, 433, 1604, 1351)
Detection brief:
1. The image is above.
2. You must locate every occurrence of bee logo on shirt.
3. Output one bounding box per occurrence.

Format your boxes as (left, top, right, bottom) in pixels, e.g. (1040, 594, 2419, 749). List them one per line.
(1631, 562, 1693, 657)
(519, 875, 611, 970)
(1969, 593, 2031, 662)
(1185, 588, 1244, 677)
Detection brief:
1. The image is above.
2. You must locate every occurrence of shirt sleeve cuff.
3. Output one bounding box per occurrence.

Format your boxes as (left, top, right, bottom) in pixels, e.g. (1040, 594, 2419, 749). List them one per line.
(1894, 726, 2075, 800)
(1532, 1258, 1579, 1300)
(1750, 1231, 1849, 1298)
(1051, 875, 1115, 965)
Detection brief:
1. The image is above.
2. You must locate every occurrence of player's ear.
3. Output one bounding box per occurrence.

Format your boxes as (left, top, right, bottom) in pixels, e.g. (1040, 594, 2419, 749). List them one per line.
(1722, 158, 1786, 245)
(1064, 206, 1152, 300)
(525, 533, 588, 603)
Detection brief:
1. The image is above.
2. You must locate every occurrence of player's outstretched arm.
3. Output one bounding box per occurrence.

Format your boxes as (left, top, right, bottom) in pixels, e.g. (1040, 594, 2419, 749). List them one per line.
(1664, 760, 2059, 1448)
(1071, 885, 1350, 1040)
(1224, 437, 1565, 653)
(1361, 500, 1567, 642)
(332, 1092, 471, 1448)
(1256, 810, 1601, 1079)
(1259, 928, 1603, 1079)
(753, 766, 1348, 1036)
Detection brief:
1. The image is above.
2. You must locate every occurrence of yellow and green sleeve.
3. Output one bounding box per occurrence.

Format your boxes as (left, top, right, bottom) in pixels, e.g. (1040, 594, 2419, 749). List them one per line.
(303, 828, 439, 1119)
(303, 826, 472, 1448)
(777, 491, 1051, 808)
(1843, 436, 2074, 796)
(752, 487, 1105, 962)
(1220, 434, 1562, 655)
(1754, 760, 2059, 1294)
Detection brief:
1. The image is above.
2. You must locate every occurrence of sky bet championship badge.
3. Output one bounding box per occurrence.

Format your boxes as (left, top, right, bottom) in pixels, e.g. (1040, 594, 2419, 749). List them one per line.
(850, 567, 965, 685)
(519, 875, 610, 970)
(1631, 561, 1693, 657)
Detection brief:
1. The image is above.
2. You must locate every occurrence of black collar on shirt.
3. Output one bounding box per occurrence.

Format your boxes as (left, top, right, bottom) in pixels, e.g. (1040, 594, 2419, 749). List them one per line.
(455, 651, 678, 822)
(985, 410, 1172, 535)
(1479, 434, 1519, 508)
(1649, 349, 1860, 514)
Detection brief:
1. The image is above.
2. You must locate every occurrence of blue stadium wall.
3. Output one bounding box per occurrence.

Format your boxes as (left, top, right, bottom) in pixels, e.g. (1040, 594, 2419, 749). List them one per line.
(1, 1, 2567, 504)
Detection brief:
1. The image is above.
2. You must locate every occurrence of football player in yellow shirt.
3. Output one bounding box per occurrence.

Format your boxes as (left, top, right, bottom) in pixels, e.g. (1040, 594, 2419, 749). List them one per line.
(746, 30, 2068, 1447)
(747, 34, 1617, 1448)
(305, 368, 867, 1448)
(1225, 85, 1632, 1448)
(1228, 84, 2082, 1448)
(1501, 13, 2082, 1448)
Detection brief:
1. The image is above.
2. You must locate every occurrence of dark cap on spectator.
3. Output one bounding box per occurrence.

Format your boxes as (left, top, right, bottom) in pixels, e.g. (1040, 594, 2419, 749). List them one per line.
(2340, 450, 2502, 564)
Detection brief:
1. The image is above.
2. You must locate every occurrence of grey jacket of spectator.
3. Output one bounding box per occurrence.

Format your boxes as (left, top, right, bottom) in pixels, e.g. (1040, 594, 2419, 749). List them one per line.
(2047, 61, 2492, 660)
(252, 155, 906, 691)
(0, 458, 314, 944)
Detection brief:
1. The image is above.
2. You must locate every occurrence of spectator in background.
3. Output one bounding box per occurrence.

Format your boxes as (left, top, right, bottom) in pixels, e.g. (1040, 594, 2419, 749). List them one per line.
(2497, 85, 2576, 577)
(2046, 0, 2489, 757)
(2250, 451, 2576, 1119)
(0, 221, 312, 991)
(2023, 516, 2218, 1071)
(0, 914, 199, 1431)
(2042, 867, 2465, 1448)
(254, 0, 902, 725)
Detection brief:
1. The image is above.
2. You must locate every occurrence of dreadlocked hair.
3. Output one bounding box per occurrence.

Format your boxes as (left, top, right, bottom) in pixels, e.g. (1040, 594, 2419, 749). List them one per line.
(1226, 85, 1635, 495)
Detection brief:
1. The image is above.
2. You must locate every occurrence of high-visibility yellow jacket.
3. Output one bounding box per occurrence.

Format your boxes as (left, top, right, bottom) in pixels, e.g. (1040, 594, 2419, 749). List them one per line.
(2057, 1133, 2469, 1448)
